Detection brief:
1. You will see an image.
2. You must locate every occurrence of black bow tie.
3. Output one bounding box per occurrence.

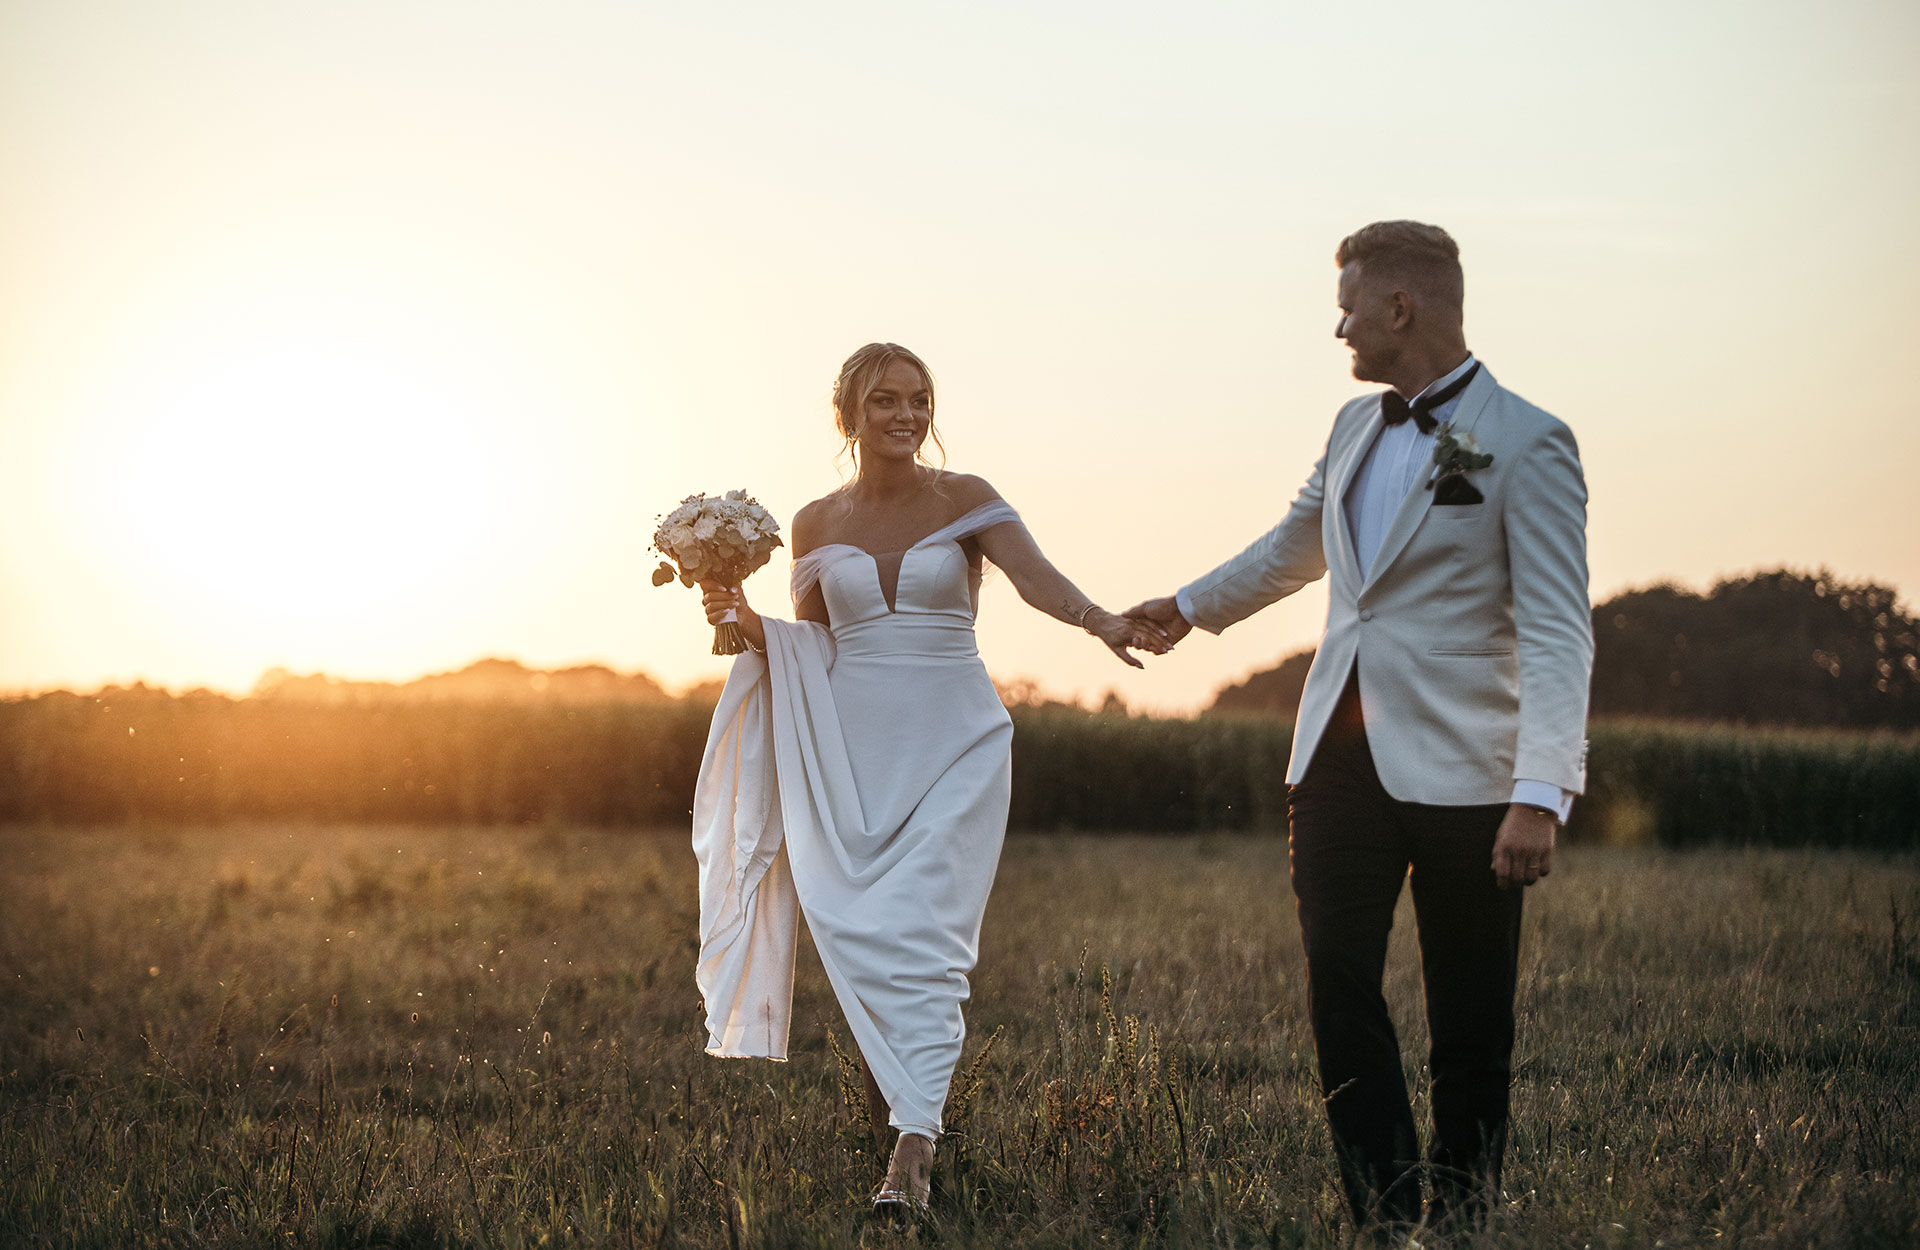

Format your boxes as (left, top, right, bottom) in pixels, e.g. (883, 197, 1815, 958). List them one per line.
(1381, 362, 1480, 434)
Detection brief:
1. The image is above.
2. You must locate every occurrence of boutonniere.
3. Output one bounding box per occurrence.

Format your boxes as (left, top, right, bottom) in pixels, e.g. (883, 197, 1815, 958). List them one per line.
(1426, 422, 1493, 490)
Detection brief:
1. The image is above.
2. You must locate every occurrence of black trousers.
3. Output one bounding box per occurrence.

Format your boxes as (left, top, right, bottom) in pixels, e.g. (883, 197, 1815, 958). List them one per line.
(1287, 671, 1523, 1226)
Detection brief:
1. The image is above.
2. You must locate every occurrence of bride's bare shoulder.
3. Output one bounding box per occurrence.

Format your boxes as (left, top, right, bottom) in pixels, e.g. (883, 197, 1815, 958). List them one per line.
(790, 493, 850, 557)
(936, 471, 1005, 516)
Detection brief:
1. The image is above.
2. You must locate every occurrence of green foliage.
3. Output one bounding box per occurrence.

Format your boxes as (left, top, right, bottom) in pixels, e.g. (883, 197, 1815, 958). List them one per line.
(1592, 569, 1920, 728)
(4, 691, 1917, 849)
(1202, 648, 1316, 721)
(1574, 722, 1920, 852)
(1006, 709, 1293, 832)
(1211, 570, 1920, 729)
(0, 690, 714, 826)
(1, 827, 1915, 1247)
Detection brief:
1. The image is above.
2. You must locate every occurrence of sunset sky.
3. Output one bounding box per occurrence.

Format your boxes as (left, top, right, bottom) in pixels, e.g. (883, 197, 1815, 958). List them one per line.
(3, 0, 1915, 713)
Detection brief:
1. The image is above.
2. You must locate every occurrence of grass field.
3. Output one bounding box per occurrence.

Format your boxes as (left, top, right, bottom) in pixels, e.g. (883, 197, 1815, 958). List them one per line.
(2, 825, 1916, 1248)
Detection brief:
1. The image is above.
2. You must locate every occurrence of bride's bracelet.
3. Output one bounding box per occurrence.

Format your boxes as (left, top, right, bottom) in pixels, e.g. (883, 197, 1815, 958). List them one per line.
(1077, 604, 1102, 633)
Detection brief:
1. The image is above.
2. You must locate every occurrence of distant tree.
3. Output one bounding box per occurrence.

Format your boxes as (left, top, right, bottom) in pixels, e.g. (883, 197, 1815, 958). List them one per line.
(1591, 569, 1920, 728)
(253, 657, 673, 705)
(1205, 649, 1316, 719)
(1202, 569, 1920, 729)
(679, 679, 726, 709)
(993, 677, 1088, 713)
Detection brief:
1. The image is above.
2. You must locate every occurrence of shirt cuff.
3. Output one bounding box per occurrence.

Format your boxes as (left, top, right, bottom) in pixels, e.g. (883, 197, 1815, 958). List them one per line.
(1173, 586, 1198, 629)
(1510, 779, 1575, 823)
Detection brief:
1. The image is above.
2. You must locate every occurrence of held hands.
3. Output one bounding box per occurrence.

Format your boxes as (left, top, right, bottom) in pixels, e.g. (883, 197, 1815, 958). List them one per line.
(1491, 805, 1555, 888)
(1083, 607, 1170, 669)
(1070, 594, 1190, 668)
(1121, 596, 1193, 647)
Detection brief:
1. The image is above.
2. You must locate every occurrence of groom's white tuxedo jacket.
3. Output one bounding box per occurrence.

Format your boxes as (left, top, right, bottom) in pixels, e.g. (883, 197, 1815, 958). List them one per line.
(1181, 365, 1593, 806)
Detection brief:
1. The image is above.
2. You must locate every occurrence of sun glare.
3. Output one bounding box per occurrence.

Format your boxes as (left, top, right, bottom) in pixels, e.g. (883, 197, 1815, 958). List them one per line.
(96, 326, 509, 650)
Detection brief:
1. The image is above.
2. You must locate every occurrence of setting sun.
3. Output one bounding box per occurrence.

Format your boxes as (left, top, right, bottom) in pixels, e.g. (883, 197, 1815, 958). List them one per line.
(85, 298, 512, 654)
(1, 0, 1913, 711)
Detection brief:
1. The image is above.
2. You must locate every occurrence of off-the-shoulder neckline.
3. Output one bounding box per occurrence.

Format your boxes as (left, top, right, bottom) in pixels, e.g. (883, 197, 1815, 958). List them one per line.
(793, 500, 1015, 562)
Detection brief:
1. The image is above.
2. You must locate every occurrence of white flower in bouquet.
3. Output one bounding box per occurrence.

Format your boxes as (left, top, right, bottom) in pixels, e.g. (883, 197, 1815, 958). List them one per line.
(650, 491, 784, 655)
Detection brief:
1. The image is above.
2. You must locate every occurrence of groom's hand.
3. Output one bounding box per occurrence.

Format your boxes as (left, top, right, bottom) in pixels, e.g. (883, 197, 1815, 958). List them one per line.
(1122, 596, 1193, 647)
(1491, 805, 1556, 888)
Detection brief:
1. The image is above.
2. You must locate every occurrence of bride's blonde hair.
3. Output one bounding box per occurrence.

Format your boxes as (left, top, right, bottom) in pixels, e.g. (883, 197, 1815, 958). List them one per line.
(831, 342, 946, 471)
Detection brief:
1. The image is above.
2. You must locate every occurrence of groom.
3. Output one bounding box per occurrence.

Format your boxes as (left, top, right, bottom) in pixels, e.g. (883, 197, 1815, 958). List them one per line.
(1128, 221, 1592, 1231)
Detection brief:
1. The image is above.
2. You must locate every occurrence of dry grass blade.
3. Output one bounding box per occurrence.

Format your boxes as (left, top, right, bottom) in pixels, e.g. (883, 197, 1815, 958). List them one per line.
(0, 825, 1914, 1247)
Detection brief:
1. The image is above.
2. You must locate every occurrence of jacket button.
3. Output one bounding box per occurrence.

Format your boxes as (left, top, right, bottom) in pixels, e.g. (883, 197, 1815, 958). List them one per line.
(1359, 609, 1374, 622)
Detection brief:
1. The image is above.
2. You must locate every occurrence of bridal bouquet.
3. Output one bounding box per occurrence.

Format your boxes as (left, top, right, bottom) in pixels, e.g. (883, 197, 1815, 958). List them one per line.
(651, 491, 784, 655)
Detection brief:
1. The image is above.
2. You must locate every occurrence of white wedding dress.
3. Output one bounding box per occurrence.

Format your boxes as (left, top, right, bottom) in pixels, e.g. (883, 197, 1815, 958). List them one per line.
(691, 500, 1019, 1139)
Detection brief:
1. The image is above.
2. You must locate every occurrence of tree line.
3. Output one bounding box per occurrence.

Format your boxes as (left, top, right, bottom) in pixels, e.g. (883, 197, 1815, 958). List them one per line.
(2, 567, 1913, 845)
(1209, 568, 1920, 729)
(1, 692, 1913, 848)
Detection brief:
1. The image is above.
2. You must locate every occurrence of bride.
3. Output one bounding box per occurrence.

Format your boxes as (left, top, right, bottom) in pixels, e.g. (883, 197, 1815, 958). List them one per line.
(689, 342, 1164, 1217)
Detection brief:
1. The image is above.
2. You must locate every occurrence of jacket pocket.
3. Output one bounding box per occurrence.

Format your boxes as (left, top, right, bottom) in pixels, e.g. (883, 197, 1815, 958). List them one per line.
(1429, 645, 1515, 657)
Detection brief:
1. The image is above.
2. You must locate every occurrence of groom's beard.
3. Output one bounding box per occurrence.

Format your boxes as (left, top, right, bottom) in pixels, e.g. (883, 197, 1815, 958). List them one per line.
(1348, 345, 1397, 384)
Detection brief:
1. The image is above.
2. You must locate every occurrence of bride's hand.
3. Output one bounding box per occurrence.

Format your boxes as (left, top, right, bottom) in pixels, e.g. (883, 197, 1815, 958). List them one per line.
(1085, 608, 1168, 668)
(700, 582, 768, 653)
(700, 583, 755, 627)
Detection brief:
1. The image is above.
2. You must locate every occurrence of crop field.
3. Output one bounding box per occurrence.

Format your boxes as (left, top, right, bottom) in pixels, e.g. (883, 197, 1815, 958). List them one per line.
(2, 825, 1916, 1247)
(8, 693, 1916, 850)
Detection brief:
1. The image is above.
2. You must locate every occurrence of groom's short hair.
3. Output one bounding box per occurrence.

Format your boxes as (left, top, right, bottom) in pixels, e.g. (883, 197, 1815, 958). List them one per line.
(1336, 221, 1464, 313)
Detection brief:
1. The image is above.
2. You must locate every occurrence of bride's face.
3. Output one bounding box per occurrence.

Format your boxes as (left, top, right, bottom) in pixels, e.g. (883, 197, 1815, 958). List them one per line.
(853, 358, 933, 463)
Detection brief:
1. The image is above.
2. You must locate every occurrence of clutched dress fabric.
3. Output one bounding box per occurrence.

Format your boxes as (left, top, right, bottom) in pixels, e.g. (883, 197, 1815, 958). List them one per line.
(691, 499, 1019, 1139)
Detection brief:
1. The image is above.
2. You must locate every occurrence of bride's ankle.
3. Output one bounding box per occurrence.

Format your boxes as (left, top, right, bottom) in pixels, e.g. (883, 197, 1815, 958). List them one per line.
(886, 1132, 935, 1174)
(874, 1132, 936, 1217)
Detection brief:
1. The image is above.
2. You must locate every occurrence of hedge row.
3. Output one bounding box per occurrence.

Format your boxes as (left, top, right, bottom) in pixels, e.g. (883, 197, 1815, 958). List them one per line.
(1, 692, 1914, 849)
(0, 693, 712, 827)
(1572, 720, 1920, 851)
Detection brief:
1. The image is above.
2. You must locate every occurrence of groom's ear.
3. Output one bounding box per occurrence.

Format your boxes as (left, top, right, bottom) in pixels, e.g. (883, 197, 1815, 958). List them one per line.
(1387, 287, 1416, 331)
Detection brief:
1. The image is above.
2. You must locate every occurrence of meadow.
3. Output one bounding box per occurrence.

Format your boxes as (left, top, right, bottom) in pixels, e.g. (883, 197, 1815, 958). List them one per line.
(2, 825, 1916, 1248)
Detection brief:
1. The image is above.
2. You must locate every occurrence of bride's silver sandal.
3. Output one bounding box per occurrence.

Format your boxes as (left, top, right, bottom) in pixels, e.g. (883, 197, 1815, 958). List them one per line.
(872, 1133, 934, 1222)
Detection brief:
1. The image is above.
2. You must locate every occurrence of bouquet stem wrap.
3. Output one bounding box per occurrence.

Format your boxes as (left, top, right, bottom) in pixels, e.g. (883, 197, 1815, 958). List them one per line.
(712, 607, 747, 656)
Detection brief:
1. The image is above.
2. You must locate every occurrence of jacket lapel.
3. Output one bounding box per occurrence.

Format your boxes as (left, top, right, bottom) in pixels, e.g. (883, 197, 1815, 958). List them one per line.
(1358, 366, 1498, 594)
(1437, 364, 1496, 446)
(1327, 400, 1384, 587)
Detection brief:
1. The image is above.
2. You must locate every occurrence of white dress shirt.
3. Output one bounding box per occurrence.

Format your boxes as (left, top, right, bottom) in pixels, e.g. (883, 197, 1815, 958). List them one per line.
(1343, 355, 1477, 581)
(1180, 354, 1575, 821)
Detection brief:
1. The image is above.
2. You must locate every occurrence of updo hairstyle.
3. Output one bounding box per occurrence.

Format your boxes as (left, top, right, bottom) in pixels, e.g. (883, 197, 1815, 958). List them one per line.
(831, 342, 945, 468)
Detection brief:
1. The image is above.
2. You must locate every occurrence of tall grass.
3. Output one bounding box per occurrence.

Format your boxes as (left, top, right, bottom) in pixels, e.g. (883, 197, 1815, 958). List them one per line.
(1577, 719, 1920, 851)
(2, 825, 1915, 1247)
(1005, 710, 1293, 832)
(0, 691, 713, 826)
(3, 690, 1916, 847)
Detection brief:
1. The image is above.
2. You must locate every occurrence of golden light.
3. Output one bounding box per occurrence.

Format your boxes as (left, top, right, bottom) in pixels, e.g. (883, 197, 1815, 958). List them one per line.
(92, 312, 510, 652)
